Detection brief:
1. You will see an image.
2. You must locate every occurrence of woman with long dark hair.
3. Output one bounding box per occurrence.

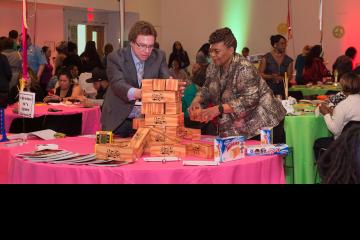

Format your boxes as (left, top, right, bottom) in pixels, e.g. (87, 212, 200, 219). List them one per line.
(80, 41, 103, 73)
(168, 41, 190, 70)
(303, 45, 330, 85)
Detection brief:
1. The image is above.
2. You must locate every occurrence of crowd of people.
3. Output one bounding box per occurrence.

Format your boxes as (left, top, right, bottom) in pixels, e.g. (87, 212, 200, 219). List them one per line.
(1, 20, 360, 184)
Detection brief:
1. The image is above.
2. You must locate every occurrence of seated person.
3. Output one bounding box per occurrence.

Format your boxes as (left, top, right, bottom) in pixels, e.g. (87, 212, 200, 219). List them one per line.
(314, 72, 360, 160)
(303, 45, 331, 85)
(317, 125, 360, 184)
(8, 68, 44, 105)
(44, 68, 84, 103)
(86, 67, 109, 100)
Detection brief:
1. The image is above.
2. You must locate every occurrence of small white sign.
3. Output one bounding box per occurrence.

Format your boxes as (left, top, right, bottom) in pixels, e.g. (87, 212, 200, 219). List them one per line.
(19, 91, 35, 118)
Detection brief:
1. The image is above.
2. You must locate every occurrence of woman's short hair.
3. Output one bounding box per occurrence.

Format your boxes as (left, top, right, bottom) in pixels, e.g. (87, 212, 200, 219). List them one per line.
(57, 67, 73, 81)
(341, 72, 360, 94)
(128, 21, 157, 43)
(209, 27, 237, 52)
(270, 35, 286, 47)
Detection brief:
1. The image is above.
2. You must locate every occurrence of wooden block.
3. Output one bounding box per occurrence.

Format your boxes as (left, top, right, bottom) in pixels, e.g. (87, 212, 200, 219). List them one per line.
(166, 126, 183, 138)
(150, 127, 181, 144)
(132, 118, 145, 130)
(165, 102, 183, 115)
(166, 79, 180, 91)
(95, 143, 135, 162)
(149, 144, 186, 158)
(145, 113, 184, 127)
(141, 79, 153, 91)
(182, 128, 201, 140)
(142, 91, 179, 103)
(130, 128, 151, 157)
(153, 79, 166, 91)
(185, 143, 214, 159)
(141, 103, 165, 115)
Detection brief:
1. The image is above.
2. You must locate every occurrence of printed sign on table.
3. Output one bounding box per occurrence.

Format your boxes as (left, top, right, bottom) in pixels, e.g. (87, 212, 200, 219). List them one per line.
(19, 91, 35, 118)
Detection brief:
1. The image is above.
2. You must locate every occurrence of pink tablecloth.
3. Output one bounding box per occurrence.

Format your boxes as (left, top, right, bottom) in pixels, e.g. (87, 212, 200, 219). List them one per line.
(7, 137, 286, 184)
(4, 104, 101, 135)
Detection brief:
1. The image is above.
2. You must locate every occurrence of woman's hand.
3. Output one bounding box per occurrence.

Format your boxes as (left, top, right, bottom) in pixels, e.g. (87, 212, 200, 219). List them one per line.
(199, 106, 221, 123)
(188, 102, 202, 121)
(319, 103, 331, 116)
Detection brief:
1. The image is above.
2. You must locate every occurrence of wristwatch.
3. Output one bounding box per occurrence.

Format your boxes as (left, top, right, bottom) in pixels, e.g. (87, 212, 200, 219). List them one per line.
(218, 104, 224, 116)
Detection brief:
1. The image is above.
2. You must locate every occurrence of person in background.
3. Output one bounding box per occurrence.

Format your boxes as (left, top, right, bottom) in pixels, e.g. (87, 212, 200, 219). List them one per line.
(259, 35, 294, 100)
(8, 68, 44, 105)
(314, 72, 360, 161)
(295, 45, 311, 85)
(8, 30, 20, 51)
(196, 43, 211, 65)
(303, 45, 330, 85)
(169, 58, 189, 85)
(168, 41, 190, 71)
(63, 41, 83, 74)
(53, 41, 68, 77)
(0, 51, 12, 108)
(69, 65, 80, 84)
(44, 68, 84, 103)
(183, 52, 216, 135)
(39, 46, 54, 93)
(333, 47, 357, 81)
(102, 21, 171, 137)
(80, 41, 103, 73)
(317, 125, 360, 184)
(20, 34, 47, 82)
(103, 43, 114, 69)
(1, 37, 22, 91)
(242, 47, 250, 60)
(189, 28, 286, 141)
(86, 67, 109, 100)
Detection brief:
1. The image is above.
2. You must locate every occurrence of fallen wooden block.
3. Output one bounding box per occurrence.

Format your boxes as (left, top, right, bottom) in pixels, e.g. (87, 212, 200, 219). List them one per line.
(130, 128, 151, 158)
(185, 143, 214, 159)
(182, 128, 201, 140)
(150, 127, 181, 144)
(95, 142, 135, 162)
(132, 118, 145, 130)
(149, 144, 186, 158)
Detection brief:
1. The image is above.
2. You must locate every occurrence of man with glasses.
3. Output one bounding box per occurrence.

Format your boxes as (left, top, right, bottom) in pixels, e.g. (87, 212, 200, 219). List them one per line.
(102, 21, 170, 137)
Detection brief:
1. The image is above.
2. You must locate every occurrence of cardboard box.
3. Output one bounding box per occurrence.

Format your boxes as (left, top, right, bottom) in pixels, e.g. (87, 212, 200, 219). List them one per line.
(214, 136, 246, 163)
(149, 144, 186, 158)
(153, 79, 166, 91)
(142, 91, 179, 103)
(185, 143, 214, 159)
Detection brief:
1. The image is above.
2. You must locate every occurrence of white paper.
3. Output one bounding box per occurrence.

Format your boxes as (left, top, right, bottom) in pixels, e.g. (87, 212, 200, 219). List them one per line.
(30, 129, 57, 140)
(183, 161, 220, 166)
(19, 91, 35, 118)
(36, 144, 59, 151)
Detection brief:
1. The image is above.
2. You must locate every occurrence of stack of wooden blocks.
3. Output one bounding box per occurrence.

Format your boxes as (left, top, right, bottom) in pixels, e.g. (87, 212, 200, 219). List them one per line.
(95, 79, 214, 162)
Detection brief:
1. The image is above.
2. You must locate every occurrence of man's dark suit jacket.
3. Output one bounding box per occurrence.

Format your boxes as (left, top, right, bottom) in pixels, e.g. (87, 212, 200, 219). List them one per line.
(102, 46, 170, 131)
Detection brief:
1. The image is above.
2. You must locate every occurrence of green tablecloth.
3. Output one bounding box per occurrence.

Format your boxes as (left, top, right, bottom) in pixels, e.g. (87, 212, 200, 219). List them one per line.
(284, 114, 332, 184)
(289, 85, 342, 96)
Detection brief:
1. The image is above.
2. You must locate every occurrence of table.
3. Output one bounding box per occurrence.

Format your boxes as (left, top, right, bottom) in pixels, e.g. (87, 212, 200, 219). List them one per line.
(284, 113, 332, 184)
(289, 85, 341, 97)
(7, 137, 286, 184)
(4, 104, 101, 135)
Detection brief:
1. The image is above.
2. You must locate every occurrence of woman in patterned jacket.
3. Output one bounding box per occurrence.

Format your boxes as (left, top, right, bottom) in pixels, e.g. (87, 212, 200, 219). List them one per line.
(188, 27, 286, 141)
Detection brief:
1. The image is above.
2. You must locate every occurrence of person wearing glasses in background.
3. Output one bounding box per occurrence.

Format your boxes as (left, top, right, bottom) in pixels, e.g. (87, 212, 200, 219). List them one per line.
(102, 21, 172, 137)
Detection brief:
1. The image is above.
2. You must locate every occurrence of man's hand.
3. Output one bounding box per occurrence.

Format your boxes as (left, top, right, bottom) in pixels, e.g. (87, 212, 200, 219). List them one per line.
(134, 88, 142, 100)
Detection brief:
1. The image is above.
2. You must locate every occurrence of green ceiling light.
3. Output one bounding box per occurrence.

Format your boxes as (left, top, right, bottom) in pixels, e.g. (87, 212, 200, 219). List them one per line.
(221, 0, 251, 52)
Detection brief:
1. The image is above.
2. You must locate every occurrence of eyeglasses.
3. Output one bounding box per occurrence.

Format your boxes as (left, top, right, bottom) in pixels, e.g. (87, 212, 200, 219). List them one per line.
(135, 42, 154, 51)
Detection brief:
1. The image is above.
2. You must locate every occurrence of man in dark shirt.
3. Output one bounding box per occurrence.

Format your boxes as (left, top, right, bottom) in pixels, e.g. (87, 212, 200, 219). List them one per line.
(86, 67, 109, 100)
